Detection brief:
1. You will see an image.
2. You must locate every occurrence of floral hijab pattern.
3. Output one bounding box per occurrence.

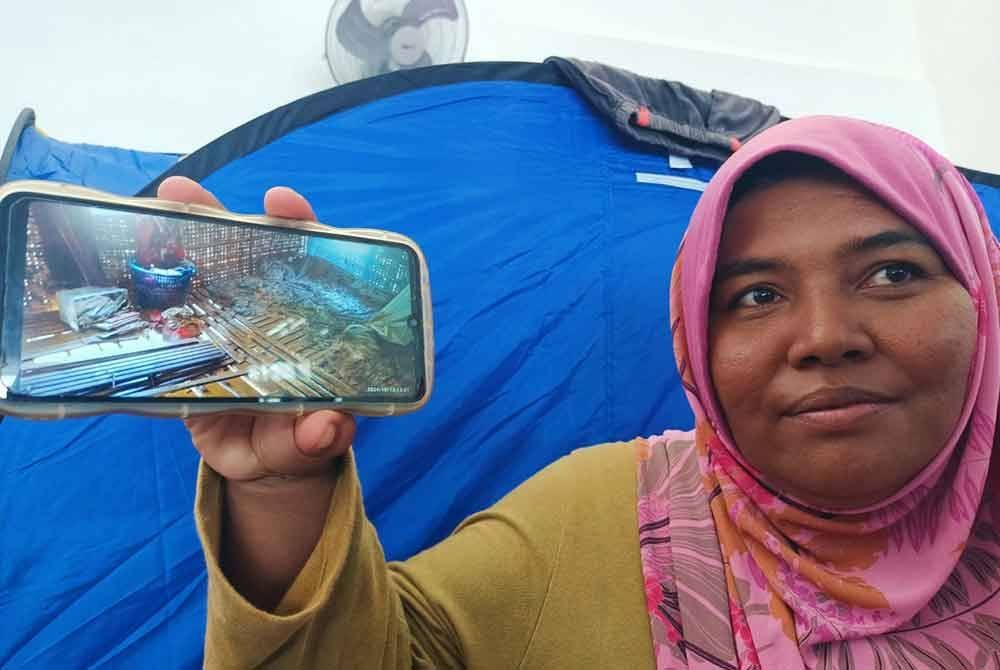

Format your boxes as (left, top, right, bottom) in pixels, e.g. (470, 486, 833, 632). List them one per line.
(637, 116, 1000, 669)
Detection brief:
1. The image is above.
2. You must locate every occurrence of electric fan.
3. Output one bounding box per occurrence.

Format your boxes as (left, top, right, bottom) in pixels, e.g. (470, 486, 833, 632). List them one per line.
(325, 0, 469, 85)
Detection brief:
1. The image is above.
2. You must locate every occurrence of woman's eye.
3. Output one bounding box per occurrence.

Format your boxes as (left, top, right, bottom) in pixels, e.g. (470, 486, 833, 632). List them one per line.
(733, 287, 780, 308)
(866, 262, 925, 287)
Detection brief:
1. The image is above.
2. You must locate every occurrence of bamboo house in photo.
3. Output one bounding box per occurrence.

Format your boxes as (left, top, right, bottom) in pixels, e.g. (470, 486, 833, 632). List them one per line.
(16, 201, 419, 400)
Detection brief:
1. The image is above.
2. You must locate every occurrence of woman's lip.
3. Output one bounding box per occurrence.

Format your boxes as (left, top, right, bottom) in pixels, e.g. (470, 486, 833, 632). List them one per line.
(786, 401, 896, 431)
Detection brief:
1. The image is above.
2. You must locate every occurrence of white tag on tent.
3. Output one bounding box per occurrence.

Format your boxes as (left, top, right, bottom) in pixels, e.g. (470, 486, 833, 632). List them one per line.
(668, 155, 694, 170)
(635, 172, 707, 192)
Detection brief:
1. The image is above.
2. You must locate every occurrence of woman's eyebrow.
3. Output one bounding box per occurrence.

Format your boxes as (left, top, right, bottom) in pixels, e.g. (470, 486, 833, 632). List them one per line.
(714, 231, 933, 284)
(714, 258, 790, 283)
(837, 230, 933, 258)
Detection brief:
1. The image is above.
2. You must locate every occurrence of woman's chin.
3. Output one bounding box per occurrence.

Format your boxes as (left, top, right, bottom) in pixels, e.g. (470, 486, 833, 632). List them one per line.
(765, 433, 934, 511)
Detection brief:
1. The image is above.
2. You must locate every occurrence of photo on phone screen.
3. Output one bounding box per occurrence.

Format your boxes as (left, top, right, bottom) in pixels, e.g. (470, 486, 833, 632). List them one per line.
(5, 198, 425, 402)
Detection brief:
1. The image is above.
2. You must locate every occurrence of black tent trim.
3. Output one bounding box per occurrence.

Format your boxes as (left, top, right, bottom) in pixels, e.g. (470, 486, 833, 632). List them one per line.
(959, 166, 1000, 189)
(0, 108, 36, 186)
(137, 61, 567, 197)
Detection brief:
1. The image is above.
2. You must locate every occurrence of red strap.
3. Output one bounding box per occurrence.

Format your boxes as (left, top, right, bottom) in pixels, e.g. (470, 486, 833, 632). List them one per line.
(635, 106, 651, 128)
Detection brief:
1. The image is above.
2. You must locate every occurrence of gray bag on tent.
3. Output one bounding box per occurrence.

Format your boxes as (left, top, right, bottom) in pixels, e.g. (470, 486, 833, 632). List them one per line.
(547, 56, 782, 161)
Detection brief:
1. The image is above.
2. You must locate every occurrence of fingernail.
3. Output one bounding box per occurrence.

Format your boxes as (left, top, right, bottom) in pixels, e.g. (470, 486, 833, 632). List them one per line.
(317, 422, 338, 450)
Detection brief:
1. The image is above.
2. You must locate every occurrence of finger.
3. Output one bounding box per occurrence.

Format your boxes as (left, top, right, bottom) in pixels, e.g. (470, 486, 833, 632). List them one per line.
(157, 176, 226, 210)
(294, 410, 355, 457)
(246, 414, 300, 474)
(185, 414, 264, 478)
(184, 414, 237, 442)
(263, 186, 318, 222)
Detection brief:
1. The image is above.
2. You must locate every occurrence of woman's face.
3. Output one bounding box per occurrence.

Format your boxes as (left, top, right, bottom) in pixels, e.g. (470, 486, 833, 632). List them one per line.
(709, 175, 977, 510)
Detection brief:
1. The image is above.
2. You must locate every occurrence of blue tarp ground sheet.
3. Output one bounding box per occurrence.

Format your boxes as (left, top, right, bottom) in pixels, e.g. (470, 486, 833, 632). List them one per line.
(2, 74, 999, 668)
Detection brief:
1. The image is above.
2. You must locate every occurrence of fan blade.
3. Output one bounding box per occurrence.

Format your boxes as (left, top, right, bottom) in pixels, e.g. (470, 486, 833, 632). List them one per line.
(396, 50, 434, 70)
(336, 0, 391, 63)
(400, 0, 460, 26)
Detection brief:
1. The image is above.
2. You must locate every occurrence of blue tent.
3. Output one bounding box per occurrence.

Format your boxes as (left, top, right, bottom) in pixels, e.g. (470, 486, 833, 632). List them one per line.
(2, 62, 999, 668)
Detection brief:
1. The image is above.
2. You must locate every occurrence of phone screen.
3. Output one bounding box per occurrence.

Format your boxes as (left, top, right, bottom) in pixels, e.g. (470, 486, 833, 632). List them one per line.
(1, 196, 427, 404)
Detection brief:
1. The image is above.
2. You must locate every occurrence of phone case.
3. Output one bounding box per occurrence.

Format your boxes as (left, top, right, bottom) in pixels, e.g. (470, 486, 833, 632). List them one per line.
(0, 180, 434, 419)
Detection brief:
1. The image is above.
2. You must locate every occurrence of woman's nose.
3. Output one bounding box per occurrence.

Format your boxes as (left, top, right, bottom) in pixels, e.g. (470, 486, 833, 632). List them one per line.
(786, 294, 875, 368)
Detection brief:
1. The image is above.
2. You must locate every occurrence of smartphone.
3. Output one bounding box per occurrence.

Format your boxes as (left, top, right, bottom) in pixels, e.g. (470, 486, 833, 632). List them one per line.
(0, 181, 433, 419)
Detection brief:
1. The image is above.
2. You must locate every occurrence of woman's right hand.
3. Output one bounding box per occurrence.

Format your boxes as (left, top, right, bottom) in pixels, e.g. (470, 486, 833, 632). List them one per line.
(184, 410, 355, 482)
(159, 176, 357, 610)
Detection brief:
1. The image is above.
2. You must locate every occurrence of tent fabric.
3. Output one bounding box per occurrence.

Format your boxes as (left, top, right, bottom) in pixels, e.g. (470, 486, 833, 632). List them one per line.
(2, 62, 1000, 669)
(1, 112, 179, 193)
(136, 62, 565, 197)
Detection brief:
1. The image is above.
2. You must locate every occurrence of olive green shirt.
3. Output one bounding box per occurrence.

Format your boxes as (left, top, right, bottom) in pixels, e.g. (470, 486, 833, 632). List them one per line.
(195, 441, 655, 668)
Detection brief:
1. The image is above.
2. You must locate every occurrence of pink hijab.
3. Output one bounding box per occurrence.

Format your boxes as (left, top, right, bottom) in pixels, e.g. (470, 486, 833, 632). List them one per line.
(637, 116, 1000, 669)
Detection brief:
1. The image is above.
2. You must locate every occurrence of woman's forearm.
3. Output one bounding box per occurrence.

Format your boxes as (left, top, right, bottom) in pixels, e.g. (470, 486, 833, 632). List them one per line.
(220, 469, 339, 611)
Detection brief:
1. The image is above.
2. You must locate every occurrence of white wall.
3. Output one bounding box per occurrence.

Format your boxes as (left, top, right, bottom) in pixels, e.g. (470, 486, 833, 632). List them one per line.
(911, 0, 1000, 172)
(2, 1, 996, 171)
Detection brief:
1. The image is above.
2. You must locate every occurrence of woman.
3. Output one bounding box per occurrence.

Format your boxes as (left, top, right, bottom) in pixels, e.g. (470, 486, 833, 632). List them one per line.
(167, 115, 1000, 668)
